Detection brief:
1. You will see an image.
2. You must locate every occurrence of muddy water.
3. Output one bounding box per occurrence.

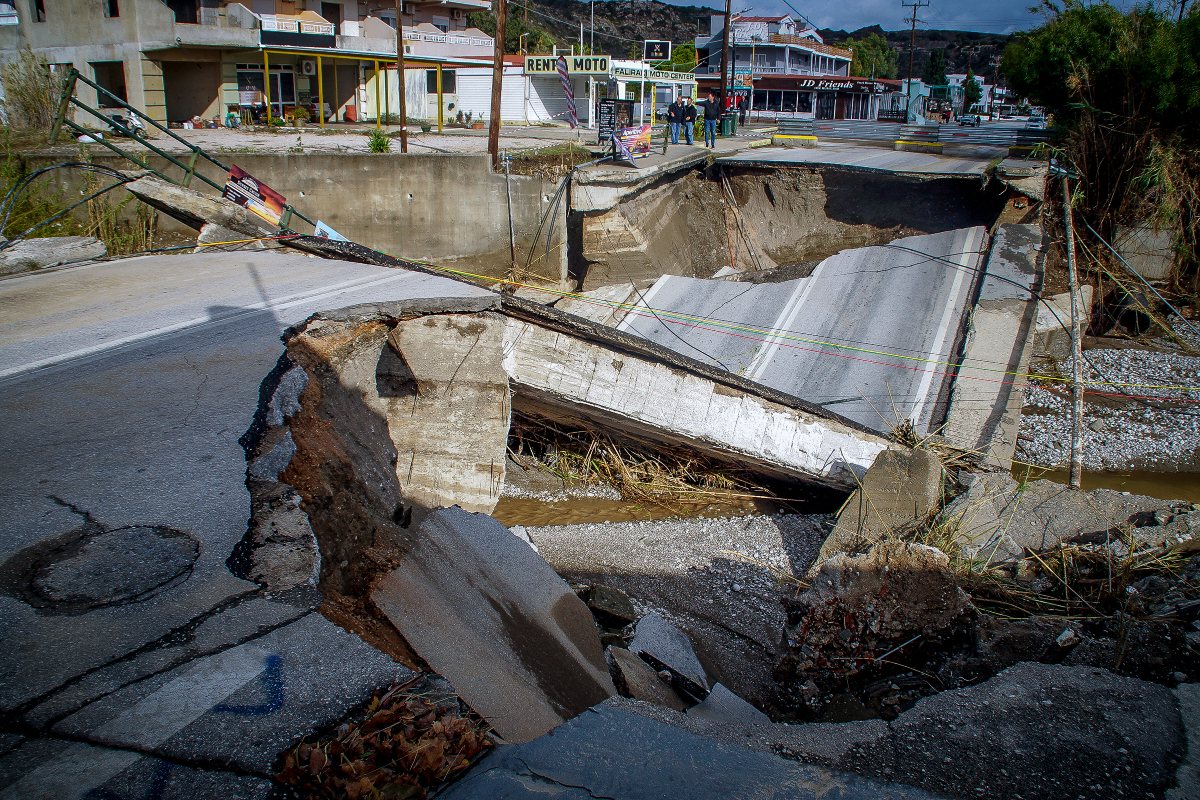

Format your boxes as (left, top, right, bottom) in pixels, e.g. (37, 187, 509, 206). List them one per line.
(491, 496, 786, 527)
(1014, 467, 1200, 503)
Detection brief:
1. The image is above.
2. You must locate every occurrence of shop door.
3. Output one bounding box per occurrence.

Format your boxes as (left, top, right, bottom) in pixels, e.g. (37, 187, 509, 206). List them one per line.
(816, 91, 835, 120)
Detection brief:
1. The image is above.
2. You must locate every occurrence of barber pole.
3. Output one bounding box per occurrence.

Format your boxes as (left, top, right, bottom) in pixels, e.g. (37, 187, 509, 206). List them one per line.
(557, 56, 577, 128)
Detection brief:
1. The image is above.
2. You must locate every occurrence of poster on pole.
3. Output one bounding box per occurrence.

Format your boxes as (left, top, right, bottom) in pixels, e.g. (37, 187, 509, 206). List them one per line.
(223, 165, 286, 226)
(611, 123, 651, 166)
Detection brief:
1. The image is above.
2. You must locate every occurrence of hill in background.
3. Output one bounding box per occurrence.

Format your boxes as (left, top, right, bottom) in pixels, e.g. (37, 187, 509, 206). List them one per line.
(507, 1, 1013, 82)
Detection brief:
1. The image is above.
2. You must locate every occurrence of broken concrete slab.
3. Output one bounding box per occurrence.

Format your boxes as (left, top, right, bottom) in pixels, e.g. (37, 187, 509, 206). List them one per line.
(1169, 682, 1200, 800)
(850, 662, 1185, 800)
(940, 472, 1172, 563)
(501, 305, 892, 490)
(371, 507, 615, 744)
(551, 282, 642, 327)
(614, 227, 988, 436)
(52, 612, 412, 774)
(942, 223, 1045, 467)
(124, 175, 276, 237)
(0, 235, 106, 274)
(585, 584, 637, 628)
(819, 448, 943, 563)
(438, 703, 938, 800)
(776, 541, 973, 706)
(617, 660, 1184, 800)
(1033, 286, 1094, 360)
(629, 612, 709, 697)
(686, 682, 770, 727)
(607, 646, 687, 712)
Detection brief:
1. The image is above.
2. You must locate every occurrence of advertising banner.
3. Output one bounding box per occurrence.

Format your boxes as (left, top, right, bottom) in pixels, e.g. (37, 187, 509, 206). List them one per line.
(223, 166, 285, 226)
(524, 55, 610, 75)
(612, 123, 651, 166)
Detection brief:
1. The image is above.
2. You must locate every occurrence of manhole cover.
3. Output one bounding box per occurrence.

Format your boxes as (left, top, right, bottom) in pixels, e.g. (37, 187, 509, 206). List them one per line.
(30, 526, 198, 607)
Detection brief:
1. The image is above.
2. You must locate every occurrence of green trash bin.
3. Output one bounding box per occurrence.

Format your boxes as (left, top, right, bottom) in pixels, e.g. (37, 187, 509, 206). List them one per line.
(720, 112, 735, 137)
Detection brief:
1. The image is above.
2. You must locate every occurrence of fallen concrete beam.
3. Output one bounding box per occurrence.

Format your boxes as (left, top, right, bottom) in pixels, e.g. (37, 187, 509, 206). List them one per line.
(0, 236, 106, 274)
(501, 309, 891, 488)
(123, 175, 276, 237)
(371, 506, 615, 744)
(942, 223, 1045, 467)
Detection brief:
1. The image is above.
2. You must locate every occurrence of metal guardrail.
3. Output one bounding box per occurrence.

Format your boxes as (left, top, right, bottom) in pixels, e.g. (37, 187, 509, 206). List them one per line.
(776, 118, 1053, 147)
(49, 68, 314, 232)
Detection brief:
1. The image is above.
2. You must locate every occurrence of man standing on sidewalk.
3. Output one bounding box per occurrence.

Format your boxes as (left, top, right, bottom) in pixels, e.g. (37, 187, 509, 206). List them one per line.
(667, 96, 685, 145)
(698, 91, 721, 148)
(681, 96, 697, 145)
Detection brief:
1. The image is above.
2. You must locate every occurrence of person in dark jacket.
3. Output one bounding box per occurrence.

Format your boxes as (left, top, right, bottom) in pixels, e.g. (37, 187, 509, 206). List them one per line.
(698, 91, 721, 148)
(666, 97, 685, 144)
(680, 96, 697, 145)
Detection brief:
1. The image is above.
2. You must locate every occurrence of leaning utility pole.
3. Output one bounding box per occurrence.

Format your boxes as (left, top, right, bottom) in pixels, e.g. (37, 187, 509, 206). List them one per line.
(395, 0, 408, 152)
(718, 0, 731, 112)
(902, 0, 929, 86)
(1062, 175, 1085, 488)
(488, 0, 507, 168)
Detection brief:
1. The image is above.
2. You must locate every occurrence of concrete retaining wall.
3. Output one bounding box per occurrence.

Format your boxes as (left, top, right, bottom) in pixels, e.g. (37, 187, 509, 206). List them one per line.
(28, 152, 568, 284)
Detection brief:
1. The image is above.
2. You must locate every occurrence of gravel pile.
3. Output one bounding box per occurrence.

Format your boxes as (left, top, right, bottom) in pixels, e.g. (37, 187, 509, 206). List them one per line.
(1017, 339, 1200, 470)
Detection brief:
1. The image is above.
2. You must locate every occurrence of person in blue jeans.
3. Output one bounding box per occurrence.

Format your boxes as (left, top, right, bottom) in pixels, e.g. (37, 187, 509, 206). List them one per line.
(698, 91, 721, 148)
(666, 97, 684, 144)
(680, 97, 697, 145)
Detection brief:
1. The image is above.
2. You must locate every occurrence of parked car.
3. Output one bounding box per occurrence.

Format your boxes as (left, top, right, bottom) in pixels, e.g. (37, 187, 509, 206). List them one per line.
(1027, 116, 1047, 129)
(959, 113, 980, 127)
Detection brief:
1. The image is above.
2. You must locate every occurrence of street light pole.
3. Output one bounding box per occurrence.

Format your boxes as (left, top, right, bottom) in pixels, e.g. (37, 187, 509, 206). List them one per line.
(718, 0, 731, 112)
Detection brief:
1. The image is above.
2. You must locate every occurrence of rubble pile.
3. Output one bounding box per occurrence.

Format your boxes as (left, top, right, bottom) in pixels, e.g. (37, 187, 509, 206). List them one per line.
(774, 541, 975, 720)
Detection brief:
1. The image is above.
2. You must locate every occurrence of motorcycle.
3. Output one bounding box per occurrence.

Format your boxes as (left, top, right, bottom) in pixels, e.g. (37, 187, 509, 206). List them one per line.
(106, 112, 148, 139)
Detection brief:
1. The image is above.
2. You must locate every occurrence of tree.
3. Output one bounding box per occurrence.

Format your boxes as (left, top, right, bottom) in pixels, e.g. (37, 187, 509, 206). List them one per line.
(963, 66, 982, 110)
(847, 33, 897, 79)
(466, 10, 555, 54)
(1000, 0, 1200, 289)
(921, 48, 947, 85)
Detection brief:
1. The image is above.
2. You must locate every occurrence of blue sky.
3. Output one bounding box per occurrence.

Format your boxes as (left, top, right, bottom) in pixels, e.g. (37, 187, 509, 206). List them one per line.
(673, 0, 1050, 35)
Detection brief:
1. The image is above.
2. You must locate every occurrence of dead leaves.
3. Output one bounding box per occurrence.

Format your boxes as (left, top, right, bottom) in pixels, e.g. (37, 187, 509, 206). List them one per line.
(276, 679, 493, 799)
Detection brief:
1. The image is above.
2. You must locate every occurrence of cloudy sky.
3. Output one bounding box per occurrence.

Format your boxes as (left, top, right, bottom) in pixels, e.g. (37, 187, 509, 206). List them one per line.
(669, 0, 1051, 35)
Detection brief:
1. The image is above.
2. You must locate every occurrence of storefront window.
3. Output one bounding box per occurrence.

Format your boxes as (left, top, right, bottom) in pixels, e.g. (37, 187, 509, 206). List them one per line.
(797, 91, 813, 112)
(752, 89, 766, 110)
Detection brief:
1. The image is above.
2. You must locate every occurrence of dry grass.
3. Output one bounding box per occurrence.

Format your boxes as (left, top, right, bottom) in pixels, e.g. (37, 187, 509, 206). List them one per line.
(508, 412, 780, 513)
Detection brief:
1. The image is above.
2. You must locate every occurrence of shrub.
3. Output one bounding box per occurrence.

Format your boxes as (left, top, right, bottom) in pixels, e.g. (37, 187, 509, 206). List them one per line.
(269, 116, 286, 127)
(366, 128, 391, 153)
(291, 105, 310, 122)
(0, 47, 69, 130)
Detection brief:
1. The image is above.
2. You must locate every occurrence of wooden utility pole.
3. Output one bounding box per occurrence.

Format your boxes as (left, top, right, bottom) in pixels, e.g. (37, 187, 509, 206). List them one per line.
(395, 0, 407, 152)
(718, 0, 731, 112)
(1063, 175, 1084, 488)
(488, 0, 506, 168)
(902, 0, 928, 85)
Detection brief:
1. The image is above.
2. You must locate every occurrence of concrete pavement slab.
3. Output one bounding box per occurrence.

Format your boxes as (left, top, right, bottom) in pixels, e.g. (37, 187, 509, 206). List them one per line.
(438, 704, 937, 800)
(52, 613, 414, 774)
(617, 228, 987, 435)
(0, 738, 273, 800)
(0, 251, 487, 711)
(719, 140, 998, 176)
(23, 596, 309, 730)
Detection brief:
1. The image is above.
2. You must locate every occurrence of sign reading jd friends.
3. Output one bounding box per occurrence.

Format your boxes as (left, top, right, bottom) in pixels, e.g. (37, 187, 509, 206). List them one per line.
(524, 55, 610, 75)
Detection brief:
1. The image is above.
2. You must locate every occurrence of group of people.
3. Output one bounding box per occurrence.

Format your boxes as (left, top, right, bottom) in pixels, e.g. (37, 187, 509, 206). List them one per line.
(665, 91, 724, 148)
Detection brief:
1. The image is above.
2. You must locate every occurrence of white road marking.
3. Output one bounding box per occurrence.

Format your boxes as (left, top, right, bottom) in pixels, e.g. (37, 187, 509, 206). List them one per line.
(907, 226, 983, 426)
(0, 271, 420, 380)
(615, 275, 671, 333)
(0, 646, 270, 800)
(745, 271, 823, 381)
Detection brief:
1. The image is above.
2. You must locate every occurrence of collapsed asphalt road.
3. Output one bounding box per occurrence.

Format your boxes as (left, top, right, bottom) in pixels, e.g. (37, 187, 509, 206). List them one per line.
(0, 252, 490, 798)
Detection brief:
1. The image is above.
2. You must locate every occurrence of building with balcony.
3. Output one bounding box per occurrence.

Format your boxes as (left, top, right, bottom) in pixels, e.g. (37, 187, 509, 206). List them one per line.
(0, 0, 492, 127)
(695, 14, 898, 120)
